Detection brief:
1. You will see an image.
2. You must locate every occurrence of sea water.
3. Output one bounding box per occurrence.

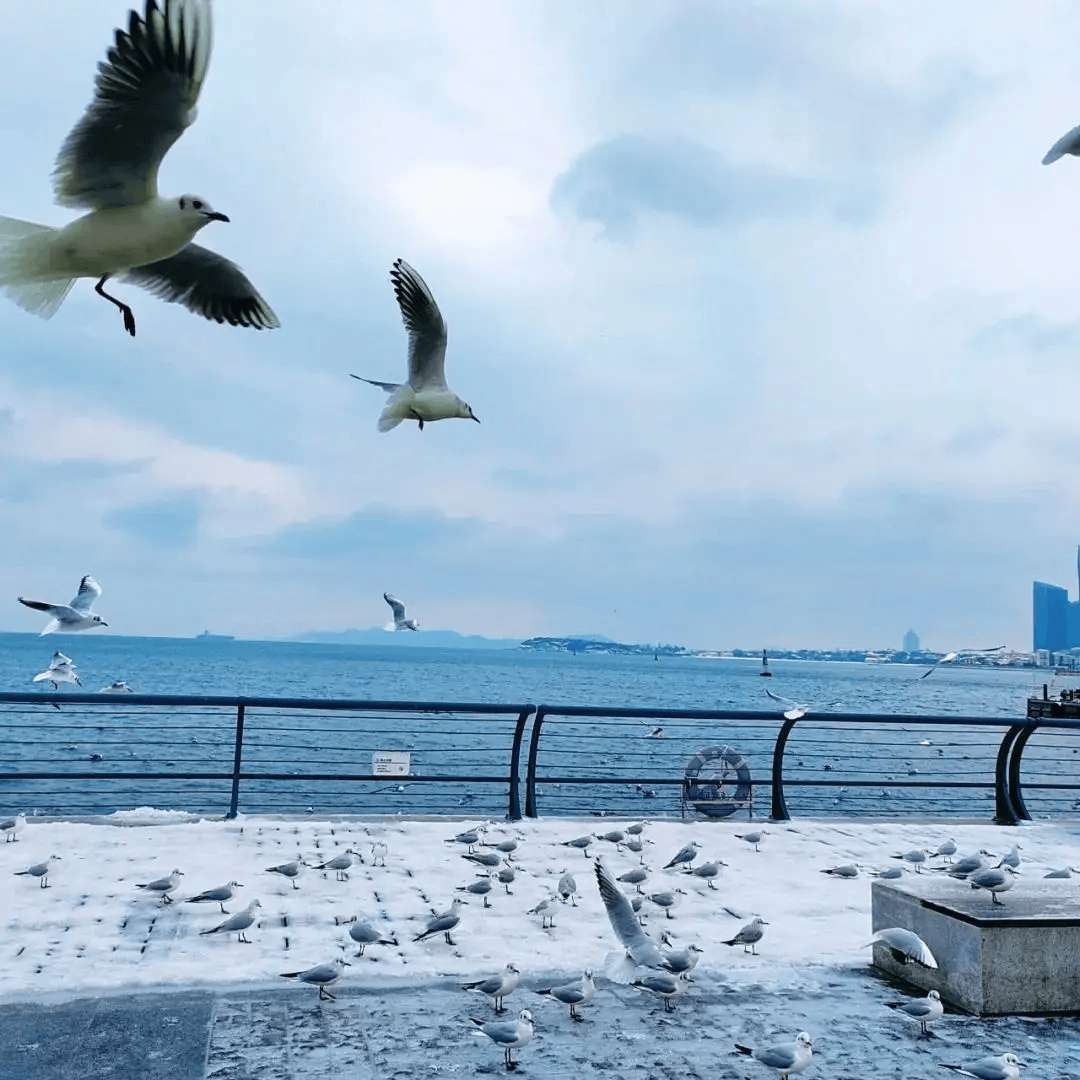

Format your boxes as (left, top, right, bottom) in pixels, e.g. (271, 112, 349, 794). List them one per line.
(0, 633, 1059, 820)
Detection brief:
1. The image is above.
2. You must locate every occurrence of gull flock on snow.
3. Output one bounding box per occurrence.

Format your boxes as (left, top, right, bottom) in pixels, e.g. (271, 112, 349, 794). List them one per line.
(4, 814, 1057, 1074)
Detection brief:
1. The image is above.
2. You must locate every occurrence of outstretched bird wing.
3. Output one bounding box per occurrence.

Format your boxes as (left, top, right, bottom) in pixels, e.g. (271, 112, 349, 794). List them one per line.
(391, 260, 448, 392)
(70, 575, 102, 613)
(54, 0, 213, 210)
(594, 859, 665, 982)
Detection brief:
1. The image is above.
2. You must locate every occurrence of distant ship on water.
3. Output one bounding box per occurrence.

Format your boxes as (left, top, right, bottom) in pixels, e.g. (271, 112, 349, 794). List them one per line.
(195, 630, 235, 641)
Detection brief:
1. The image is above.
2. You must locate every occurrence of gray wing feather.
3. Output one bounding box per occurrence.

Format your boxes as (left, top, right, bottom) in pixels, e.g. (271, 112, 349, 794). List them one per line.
(54, 0, 212, 209)
(121, 244, 279, 328)
(594, 859, 664, 967)
(70, 575, 102, 613)
(351, 375, 402, 392)
(18, 599, 63, 615)
(755, 1045, 797, 1070)
(384, 593, 407, 620)
(390, 260, 448, 391)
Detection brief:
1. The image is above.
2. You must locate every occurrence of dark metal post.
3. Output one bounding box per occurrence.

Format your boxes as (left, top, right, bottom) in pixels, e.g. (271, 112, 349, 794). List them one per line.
(993, 725, 1022, 825)
(524, 707, 547, 817)
(1007, 724, 1037, 822)
(770, 718, 797, 821)
(227, 703, 246, 819)
(507, 707, 534, 821)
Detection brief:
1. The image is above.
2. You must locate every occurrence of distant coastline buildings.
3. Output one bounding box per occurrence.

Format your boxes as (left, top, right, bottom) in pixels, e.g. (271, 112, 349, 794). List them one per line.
(1033, 546, 1080, 652)
(903, 629, 919, 653)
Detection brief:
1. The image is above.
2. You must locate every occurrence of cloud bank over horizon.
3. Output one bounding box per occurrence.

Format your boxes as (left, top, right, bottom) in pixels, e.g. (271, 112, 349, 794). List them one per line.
(0, 0, 1078, 651)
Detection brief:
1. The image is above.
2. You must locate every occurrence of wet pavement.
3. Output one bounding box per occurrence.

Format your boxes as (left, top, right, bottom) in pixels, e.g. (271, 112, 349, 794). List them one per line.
(3, 968, 1080, 1079)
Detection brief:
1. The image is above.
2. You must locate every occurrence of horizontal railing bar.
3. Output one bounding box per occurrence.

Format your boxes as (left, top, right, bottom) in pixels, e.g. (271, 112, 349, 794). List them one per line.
(0, 692, 533, 712)
(0, 771, 510, 782)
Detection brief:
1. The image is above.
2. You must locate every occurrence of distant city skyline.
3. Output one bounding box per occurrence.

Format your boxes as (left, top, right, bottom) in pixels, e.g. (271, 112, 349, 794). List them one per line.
(1033, 545, 1080, 652)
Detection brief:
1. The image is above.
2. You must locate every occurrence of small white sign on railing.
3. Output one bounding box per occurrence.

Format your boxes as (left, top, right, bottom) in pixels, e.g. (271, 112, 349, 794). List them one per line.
(372, 751, 411, 777)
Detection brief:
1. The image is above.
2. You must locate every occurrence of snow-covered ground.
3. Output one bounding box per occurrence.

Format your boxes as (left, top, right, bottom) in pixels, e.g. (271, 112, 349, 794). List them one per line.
(3, 811, 1078, 1003)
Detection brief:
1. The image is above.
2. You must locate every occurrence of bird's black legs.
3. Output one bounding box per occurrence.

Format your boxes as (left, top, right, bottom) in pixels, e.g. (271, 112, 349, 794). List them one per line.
(409, 409, 425, 430)
(95, 275, 136, 336)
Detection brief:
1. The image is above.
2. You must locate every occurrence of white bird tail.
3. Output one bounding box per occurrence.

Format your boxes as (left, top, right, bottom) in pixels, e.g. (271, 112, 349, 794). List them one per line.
(0, 216, 74, 320)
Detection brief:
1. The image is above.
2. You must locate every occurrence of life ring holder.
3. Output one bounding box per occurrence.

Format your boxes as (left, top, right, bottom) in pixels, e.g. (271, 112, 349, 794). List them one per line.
(682, 745, 753, 818)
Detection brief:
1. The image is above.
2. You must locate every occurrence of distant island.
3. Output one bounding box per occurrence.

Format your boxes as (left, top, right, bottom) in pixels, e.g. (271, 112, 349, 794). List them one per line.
(520, 637, 689, 656)
(292, 628, 521, 650)
(195, 630, 235, 641)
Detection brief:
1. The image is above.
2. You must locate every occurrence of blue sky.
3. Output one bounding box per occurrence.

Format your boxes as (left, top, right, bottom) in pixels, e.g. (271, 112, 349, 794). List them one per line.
(0, 0, 1078, 649)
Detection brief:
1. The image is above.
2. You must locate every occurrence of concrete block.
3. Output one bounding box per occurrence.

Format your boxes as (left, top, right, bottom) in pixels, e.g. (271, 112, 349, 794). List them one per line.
(871, 876, 1080, 1015)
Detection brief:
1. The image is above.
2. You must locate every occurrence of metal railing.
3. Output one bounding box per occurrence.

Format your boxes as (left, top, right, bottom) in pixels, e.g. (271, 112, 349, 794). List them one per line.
(0, 692, 534, 820)
(2, 692, 1079, 823)
(522, 705, 1080, 823)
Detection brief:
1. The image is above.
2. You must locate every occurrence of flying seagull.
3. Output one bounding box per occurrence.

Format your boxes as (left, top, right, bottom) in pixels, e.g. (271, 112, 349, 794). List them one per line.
(100, 681, 134, 693)
(764, 687, 843, 720)
(919, 647, 1005, 679)
(0, 0, 277, 336)
(351, 259, 479, 431)
(1043, 124, 1080, 165)
(19, 575, 107, 634)
(33, 651, 82, 690)
(594, 858, 667, 983)
(865, 927, 938, 968)
(384, 593, 419, 631)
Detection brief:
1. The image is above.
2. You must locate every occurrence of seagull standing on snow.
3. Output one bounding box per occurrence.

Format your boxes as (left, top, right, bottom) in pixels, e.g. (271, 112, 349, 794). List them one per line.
(886, 989, 943, 1035)
(351, 259, 479, 431)
(470, 1009, 533, 1072)
(919, 646, 1005, 679)
(384, 593, 419, 631)
(199, 898, 260, 943)
(462, 963, 520, 1015)
(33, 652, 82, 690)
(280, 958, 349, 1001)
(19, 575, 107, 634)
(0, 0, 277, 336)
(734, 1032, 813, 1080)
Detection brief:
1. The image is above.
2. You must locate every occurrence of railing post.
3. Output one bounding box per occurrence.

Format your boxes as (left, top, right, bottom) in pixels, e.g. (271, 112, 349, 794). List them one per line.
(993, 725, 1023, 825)
(524, 706, 547, 818)
(227, 703, 246, 820)
(1007, 724, 1037, 822)
(770, 718, 797, 821)
(507, 707, 534, 821)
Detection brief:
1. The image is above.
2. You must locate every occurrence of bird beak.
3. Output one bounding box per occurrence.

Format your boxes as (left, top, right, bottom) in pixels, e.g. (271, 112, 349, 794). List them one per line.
(100, 621, 109, 627)
(471, 414, 481, 423)
(205, 211, 230, 223)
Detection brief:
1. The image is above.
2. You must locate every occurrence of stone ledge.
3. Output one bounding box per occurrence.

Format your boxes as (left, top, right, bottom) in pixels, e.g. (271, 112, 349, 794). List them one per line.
(871, 876, 1080, 1015)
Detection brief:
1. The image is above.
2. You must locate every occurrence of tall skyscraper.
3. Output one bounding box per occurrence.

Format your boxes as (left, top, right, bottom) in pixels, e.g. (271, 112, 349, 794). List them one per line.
(903, 629, 919, 653)
(1033, 581, 1070, 652)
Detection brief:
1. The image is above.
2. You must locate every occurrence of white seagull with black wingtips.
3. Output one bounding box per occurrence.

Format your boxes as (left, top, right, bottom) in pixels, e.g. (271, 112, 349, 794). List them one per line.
(19, 576, 107, 635)
(0, 0, 277, 336)
(351, 259, 479, 431)
(384, 593, 419, 631)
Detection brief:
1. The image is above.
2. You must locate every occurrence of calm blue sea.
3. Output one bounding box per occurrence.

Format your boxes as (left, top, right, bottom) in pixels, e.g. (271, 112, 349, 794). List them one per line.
(0, 632, 1044, 712)
(0, 633, 1065, 821)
